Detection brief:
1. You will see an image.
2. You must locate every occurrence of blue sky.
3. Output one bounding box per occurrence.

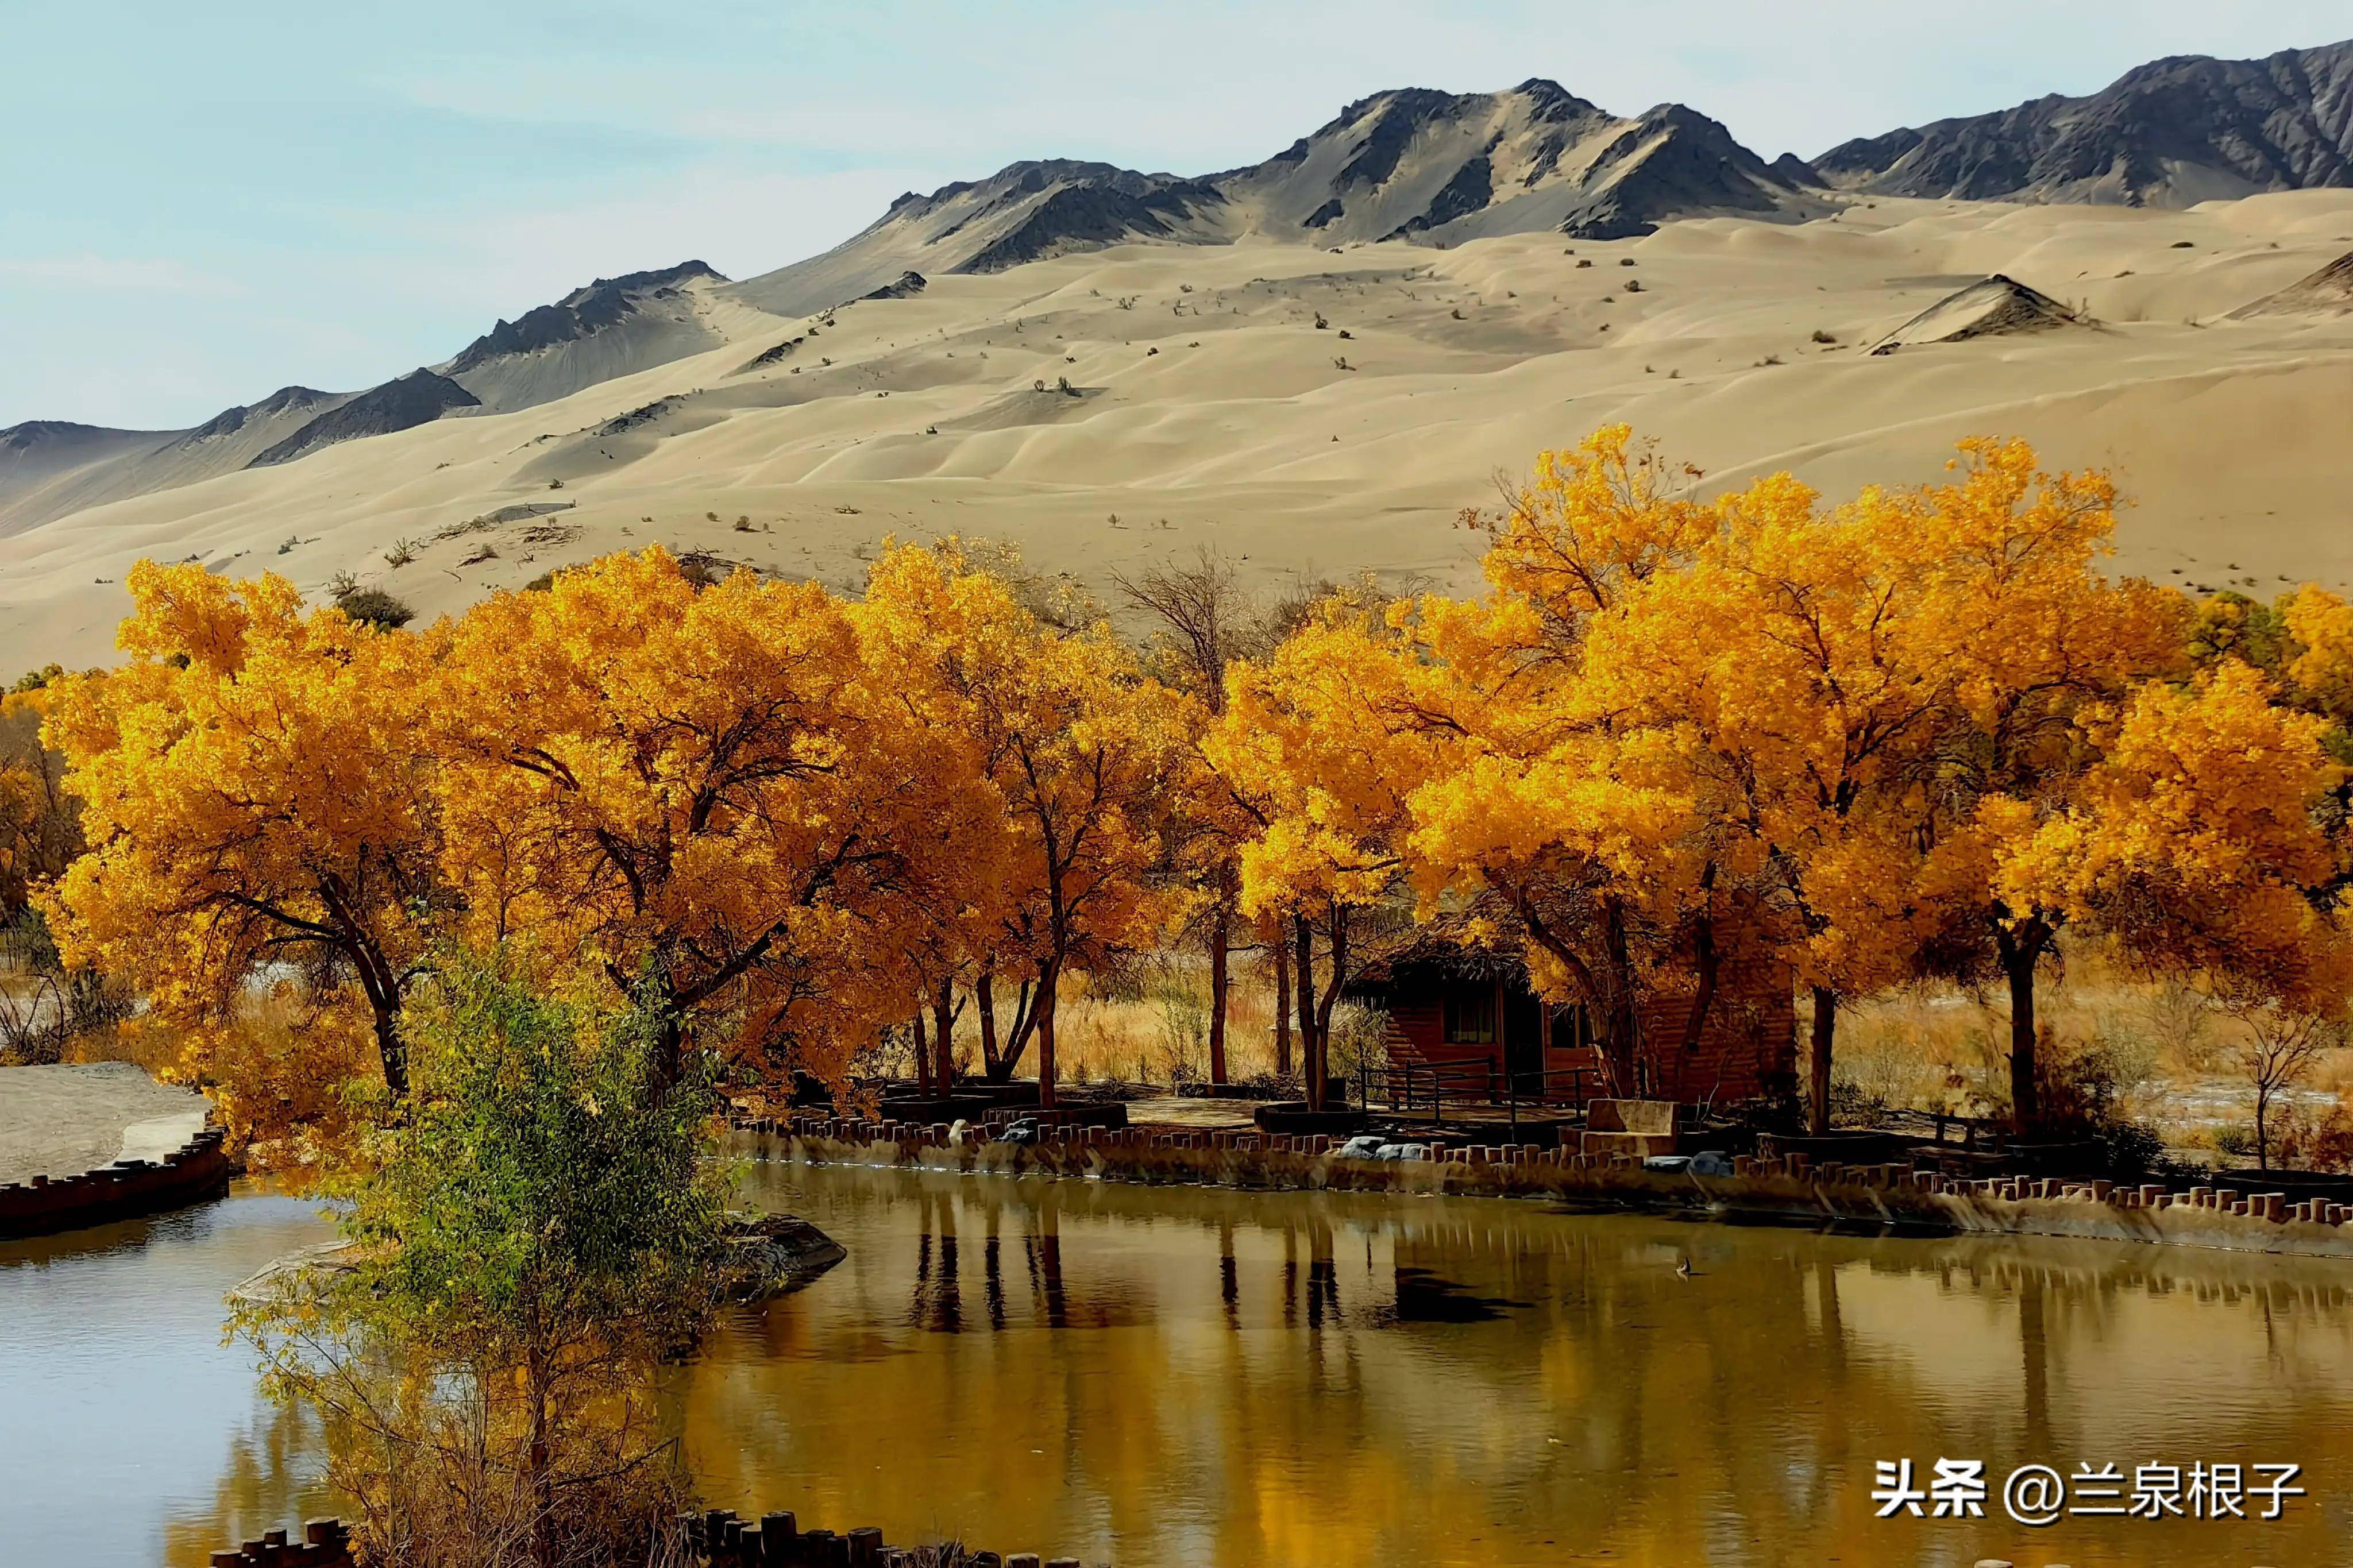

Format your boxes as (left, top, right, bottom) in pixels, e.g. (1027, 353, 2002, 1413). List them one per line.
(5, 1, 2347, 430)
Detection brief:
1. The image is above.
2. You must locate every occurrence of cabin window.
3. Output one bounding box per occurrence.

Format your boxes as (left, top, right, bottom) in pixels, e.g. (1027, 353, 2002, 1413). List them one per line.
(1442, 984, 1497, 1044)
(1553, 1002, 1597, 1051)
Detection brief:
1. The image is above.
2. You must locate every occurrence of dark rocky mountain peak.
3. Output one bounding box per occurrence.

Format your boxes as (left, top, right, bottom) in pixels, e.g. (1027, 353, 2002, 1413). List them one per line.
(1815, 39, 2353, 206)
(248, 370, 479, 469)
(448, 260, 728, 374)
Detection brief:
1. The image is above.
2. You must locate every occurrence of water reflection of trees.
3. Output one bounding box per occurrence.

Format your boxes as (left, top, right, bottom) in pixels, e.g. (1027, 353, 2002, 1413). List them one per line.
(164, 1399, 331, 1568)
(684, 1160, 2353, 1566)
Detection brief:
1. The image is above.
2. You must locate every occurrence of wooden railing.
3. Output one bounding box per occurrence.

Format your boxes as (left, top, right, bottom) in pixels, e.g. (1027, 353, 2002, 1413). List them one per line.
(1879, 1107, 2008, 1152)
(1382, 1060, 1494, 1119)
(1378, 1060, 1598, 1122)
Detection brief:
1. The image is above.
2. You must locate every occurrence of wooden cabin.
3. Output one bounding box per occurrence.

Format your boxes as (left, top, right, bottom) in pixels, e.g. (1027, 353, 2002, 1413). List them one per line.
(1348, 934, 1797, 1107)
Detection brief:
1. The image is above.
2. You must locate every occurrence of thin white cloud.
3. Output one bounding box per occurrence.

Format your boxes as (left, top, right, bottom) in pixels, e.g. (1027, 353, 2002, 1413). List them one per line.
(0, 255, 241, 296)
(321, 163, 950, 317)
(381, 2, 2353, 170)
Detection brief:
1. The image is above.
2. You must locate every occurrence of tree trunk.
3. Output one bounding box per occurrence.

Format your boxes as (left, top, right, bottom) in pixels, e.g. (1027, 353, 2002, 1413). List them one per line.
(648, 1001, 686, 1101)
(1808, 986, 1837, 1136)
(977, 972, 1001, 1077)
(1035, 967, 1059, 1110)
(1600, 899, 1642, 1098)
(1999, 920, 2046, 1136)
(324, 882, 408, 1100)
(1666, 870, 1722, 1103)
(527, 1333, 553, 1568)
(1294, 916, 1322, 1111)
(369, 997, 409, 1102)
(2255, 1084, 2271, 1172)
(911, 1006, 932, 1095)
(1669, 907, 1721, 1103)
(989, 978, 1039, 1082)
(1272, 934, 1293, 1078)
(1206, 895, 1232, 1087)
(1310, 910, 1349, 1111)
(933, 980, 957, 1090)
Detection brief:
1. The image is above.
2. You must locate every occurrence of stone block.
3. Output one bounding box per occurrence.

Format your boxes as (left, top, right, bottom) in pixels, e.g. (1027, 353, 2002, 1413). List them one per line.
(1587, 1098, 1676, 1134)
(1580, 1129, 1677, 1160)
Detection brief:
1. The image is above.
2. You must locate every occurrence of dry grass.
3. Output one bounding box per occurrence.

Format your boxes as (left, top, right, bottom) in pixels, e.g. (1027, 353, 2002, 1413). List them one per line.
(1052, 958, 1286, 1086)
(886, 953, 1295, 1088)
(1824, 943, 2353, 1167)
(886, 948, 1394, 1095)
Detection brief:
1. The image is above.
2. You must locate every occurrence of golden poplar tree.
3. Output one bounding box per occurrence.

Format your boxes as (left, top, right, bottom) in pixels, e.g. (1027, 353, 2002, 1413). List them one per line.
(41, 563, 439, 1096)
(1901, 441, 2192, 1128)
(849, 543, 1186, 1106)
(1586, 472, 1943, 1127)
(430, 548, 1001, 1092)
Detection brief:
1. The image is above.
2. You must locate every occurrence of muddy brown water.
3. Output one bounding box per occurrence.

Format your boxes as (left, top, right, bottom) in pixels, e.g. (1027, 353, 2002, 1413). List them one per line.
(6, 1143, 2352, 1566)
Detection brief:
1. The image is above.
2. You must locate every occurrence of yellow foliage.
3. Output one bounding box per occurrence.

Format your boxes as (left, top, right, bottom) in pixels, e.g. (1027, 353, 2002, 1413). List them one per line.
(2283, 584, 2353, 724)
(29, 433, 2353, 1144)
(857, 543, 1191, 1098)
(40, 561, 437, 1094)
(1211, 430, 2340, 1123)
(430, 546, 1013, 1089)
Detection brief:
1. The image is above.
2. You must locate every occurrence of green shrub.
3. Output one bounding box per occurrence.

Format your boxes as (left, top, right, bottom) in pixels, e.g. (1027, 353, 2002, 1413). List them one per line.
(333, 586, 415, 631)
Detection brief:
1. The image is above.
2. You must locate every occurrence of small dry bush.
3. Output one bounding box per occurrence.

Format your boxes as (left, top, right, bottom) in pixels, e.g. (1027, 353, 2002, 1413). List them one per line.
(1, 912, 134, 1066)
(2264, 1092, 2353, 1172)
(84, 988, 377, 1175)
(296, 1347, 694, 1568)
(334, 586, 416, 631)
(1820, 985, 2009, 1121)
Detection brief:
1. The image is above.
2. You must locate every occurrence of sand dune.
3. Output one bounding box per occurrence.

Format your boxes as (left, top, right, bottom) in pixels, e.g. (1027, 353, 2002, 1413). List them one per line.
(3, 190, 2349, 669)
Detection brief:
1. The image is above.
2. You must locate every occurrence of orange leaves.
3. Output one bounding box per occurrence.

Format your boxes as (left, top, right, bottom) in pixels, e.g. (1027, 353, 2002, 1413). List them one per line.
(1478, 423, 1717, 627)
(2084, 661, 2337, 887)
(1217, 425, 2353, 1064)
(35, 430, 2353, 1126)
(2282, 585, 2353, 724)
(1895, 438, 2188, 740)
(41, 563, 437, 1092)
(111, 559, 308, 676)
(857, 543, 1193, 1097)
(861, 542, 1187, 959)
(0, 687, 75, 912)
(45, 539, 1203, 1109)
(431, 547, 1013, 1087)
(1988, 662, 2347, 1002)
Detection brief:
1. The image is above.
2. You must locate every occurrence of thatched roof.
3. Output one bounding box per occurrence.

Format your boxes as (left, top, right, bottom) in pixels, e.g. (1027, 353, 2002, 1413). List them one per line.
(1349, 929, 1529, 990)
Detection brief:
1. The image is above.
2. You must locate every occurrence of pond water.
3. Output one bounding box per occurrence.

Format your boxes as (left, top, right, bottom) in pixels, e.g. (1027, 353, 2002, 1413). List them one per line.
(8, 1149, 2353, 1566)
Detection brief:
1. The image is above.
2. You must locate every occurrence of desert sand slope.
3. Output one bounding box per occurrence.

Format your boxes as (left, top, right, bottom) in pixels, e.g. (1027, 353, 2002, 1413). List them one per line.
(2233, 249, 2353, 316)
(3, 191, 2350, 669)
(0, 267, 754, 542)
(1868, 274, 2088, 349)
(0, 387, 352, 539)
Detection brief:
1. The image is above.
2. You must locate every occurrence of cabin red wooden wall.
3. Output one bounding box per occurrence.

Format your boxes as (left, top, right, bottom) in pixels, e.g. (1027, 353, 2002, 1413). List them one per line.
(1377, 955, 1795, 1104)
